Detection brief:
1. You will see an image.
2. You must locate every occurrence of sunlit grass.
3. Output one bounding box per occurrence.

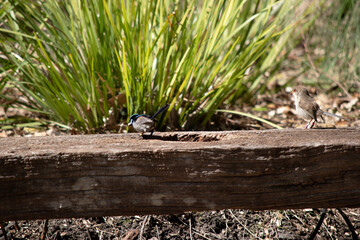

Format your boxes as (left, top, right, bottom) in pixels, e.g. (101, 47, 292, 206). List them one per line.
(0, 0, 315, 132)
(216, 109, 283, 129)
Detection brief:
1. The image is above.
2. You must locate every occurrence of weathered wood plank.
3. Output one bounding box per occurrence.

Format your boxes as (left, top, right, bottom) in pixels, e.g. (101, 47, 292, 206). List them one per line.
(0, 128, 359, 221)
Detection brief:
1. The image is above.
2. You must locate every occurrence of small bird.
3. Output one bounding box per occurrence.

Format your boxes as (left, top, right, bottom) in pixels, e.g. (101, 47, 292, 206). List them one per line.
(290, 86, 345, 129)
(128, 104, 169, 136)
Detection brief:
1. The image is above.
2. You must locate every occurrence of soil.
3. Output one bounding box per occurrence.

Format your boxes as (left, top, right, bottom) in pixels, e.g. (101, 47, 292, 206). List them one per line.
(1, 209, 359, 239)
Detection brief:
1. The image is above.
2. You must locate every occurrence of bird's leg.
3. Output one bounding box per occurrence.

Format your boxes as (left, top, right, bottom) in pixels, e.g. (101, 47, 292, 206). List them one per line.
(305, 121, 310, 129)
(308, 208, 327, 240)
(336, 208, 359, 240)
(150, 130, 154, 137)
(310, 119, 316, 129)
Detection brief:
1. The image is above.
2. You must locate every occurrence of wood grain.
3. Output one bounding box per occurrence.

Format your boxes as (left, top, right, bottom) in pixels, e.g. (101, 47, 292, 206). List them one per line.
(0, 128, 359, 221)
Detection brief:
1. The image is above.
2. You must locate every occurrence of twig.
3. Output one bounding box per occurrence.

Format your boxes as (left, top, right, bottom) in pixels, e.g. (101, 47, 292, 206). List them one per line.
(228, 209, 258, 239)
(99, 230, 103, 240)
(222, 210, 229, 237)
(189, 219, 193, 240)
(156, 225, 160, 240)
(40, 219, 49, 240)
(321, 218, 334, 240)
(14, 221, 20, 231)
(0, 222, 8, 240)
(97, 229, 118, 236)
(289, 210, 306, 226)
(139, 215, 149, 240)
(121, 229, 139, 240)
(191, 228, 213, 240)
(86, 229, 93, 240)
(176, 215, 213, 240)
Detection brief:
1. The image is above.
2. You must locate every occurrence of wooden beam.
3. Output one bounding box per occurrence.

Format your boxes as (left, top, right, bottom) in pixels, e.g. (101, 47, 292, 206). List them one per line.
(0, 128, 359, 221)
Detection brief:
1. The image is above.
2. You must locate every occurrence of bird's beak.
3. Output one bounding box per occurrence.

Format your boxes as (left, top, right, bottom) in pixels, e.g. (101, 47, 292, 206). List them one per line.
(128, 122, 132, 126)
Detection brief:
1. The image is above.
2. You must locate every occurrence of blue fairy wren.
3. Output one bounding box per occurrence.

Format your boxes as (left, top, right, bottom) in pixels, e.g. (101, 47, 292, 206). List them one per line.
(128, 104, 169, 136)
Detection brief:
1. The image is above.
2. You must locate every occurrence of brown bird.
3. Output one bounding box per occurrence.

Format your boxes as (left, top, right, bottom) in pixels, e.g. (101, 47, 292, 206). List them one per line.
(290, 86, 344, 128)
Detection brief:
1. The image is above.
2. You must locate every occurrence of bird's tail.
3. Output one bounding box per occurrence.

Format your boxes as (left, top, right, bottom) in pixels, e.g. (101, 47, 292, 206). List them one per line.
(322, 111, 345, 119)
(151, 104, 170, 119)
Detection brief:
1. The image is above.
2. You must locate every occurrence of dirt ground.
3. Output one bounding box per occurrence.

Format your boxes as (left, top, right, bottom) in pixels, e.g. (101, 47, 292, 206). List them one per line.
(1, 208, 359, 239)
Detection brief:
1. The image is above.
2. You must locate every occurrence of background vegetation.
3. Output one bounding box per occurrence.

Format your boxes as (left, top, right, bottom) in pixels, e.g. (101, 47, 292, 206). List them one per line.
(0, 0, 358, 133)
(0, 0, 317, 132)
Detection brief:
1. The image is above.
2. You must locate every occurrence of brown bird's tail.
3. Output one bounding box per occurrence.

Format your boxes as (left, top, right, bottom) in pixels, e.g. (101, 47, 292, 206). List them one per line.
(322, 111, 345, 119)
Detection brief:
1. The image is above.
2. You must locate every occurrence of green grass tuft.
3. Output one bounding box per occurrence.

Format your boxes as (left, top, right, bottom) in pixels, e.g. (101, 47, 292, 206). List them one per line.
(0, 0, 316, 132)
